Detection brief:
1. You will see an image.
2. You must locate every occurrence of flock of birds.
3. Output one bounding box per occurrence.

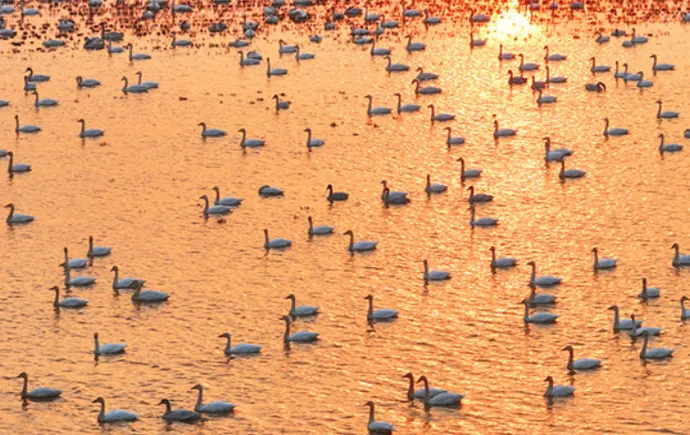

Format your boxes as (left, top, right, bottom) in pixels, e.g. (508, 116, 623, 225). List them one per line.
(3, 0, 690, 432)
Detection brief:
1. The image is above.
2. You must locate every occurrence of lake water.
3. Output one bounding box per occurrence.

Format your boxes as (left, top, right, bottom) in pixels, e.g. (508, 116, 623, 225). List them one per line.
(2, 2, 690, 434)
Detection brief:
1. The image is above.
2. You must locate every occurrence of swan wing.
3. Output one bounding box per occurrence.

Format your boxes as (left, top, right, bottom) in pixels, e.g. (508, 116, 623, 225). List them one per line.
(289, 331, 319, 342)
(28, 387, 62, 398)
(294, 305, 319, 316)
(573, 358, 601, 370)
(200, 401, 237, 413)
(412, 387, 447, 399)
(429, 392, 463, 406)
(372, 309, 399, 319)
(231, 343, 263, 353)
(103, 410, 138, 421)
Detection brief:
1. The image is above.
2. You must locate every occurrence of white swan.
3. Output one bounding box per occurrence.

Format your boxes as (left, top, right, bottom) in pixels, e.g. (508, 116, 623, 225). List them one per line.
(278, 39, 297, 53)
(498, 44, 515, 60)
(603, 117, 629, 136)
(17, 372, 61, 400)
(94, 332, 126, 356)
(490, 246, 517, 269)
(62, 247, 87, 270)
(629, 314, 662, 337)
(239, 50, 260, 66)
(172, 33, 192, 47)
(199, 122, 226, 138)
(672, 243, 690, 266)
(544, 45, 566, 61)
(32, 90, 58, 108)
(307, 216, 333, 236)
(416, 67, 439, 81)
(304, 128, 324, 150)
(608, 305, 641, 331)
(14, 115, 41, 133)
(428, 104, 454, 122)
(344, 230, 378, 252)
(326, 184, 348, 202)
(394, 93, 420, 113)
(87, 236, 111, 258)
(417, 376, 463, 409)
(200, 195, 231, 217)
(423, 259, 450, 282)
(543, 137, 573, 162)
(469, 204, 498, 227)
(295, 45, 315, 61)
(382, 187, 410, 205)
(656, 100, 679, 119)
(365, 95, 391, 116)
(584, 82, 606, 92)
(212, 186, 243, 206)
(528, 286, 556, 305)
(444, 127, 464, 146)
(282, 315, 319, 342)
(425, 175, 447, 194)
(135, 71, 158, 89)
(219, 332, 262, 355)
(563, 345, 601, 371)
(592, 247, 616, 269)
(518, 54, 539, 71)
(78, 119, 104, 138)
(127, 43, 151, 61)
(370, 40, 391, 56)
(159, 399, 200, 422)
(64, 262, 96, 288)
(493, 117, 517, 138)
(536, 89, 557, 104)
(365, 294, 398, 321)
(595, 31, 610, 43)
(93, 397, 138, 423)
(266, 58, 288, 77)
(272, 94, 290, 111)
(364, 401, 394, 433)
(639, 331, 673, 360)
(544, 376, 574, 397)
(412, 79, 441, 95)
(191, 384, 236, 414)
(402, 373, 446, 400)
(239, 128, 265, 148)
(286, 293, 319, 317)
(110, 265, 145, 290)
(25, 67, 50, 82)
(470, 31, 486, 47)
(528, 261, 562, 287)
(258, 185, 284, 197)
(467, 185, 493, 203)
(650, 54, 673, 70)
(121, 76, 148, 94)
(5, 203, 34, 225)
(457, 158, 482, 181)
(680, 296, 690, 320)
(7, 151, 31, 174)
(638, 278, 660, 300)
(522, 299, 558, 324)
(384, 55, 408, 72)
(405, 34, 426, 52)
(50, 285, 87, 308)
(636, 71, 653, 88)
(590, 57, 610, 73)
(622, 63, 641, 81)
(131, 281, 168, 302)
(264, 229, 292, 249)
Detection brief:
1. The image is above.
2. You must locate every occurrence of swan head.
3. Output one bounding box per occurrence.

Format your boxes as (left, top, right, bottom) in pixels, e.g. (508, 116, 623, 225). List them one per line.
(394, 92, 401, 97)
(110, 265, 119, 272)
(17, 372, 28, 380)
(402, 372, 413, 379)
(25, 67, 33, 74)
(94, 332, 99, 339)
(671, 243, 679, 250)
(489, 246, 496, 252)
(561, 345, 574, 353)
(598, 82, 606, 90)
(49, 285, 59, 292)
(6, 151, 12, 157)
(281, 315, 291, 323)
(364, 294, 373, 300)
(427, 104, 434, 109)
(543, 376, 553, 383)
(238, 128, 246, 133)
(380, 180, 387, 186)
(607, 305, 618, 311)
(526, 261, 536, 267)
(343, 230, 353, 236)
(630, 313, 636, 321)
(416, 66, 423, 72)
(591, 247, 598, 254)
(199, 195, 208, 201)
(212, 186, 219, 192)
(456, 157, 465, 164)
(415, 375, 428, 384)
(363, 401, 374, 408)
(158, 399, 171, 406)
(307, 216, 313, 225)
(650, 54, 656, 59)
(198, 122, 206, 127)
(285, 294, 296, 300)
(304, 128, 311, 133)
(642, 277, 647, 286)
(272, 94, 278, 100)
(326, 184, 333, 192)
(364, 94, 372, 100)
(92, 397, 105, 404)
(121, 76, 127, 82)
(218, 332, 230, 339)
(191, 384, 202, 391)
(681, 296, 689, 304)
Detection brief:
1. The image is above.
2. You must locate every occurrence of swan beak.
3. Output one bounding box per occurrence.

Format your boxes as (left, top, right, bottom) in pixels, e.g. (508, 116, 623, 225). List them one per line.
(58, 263, 65, 267)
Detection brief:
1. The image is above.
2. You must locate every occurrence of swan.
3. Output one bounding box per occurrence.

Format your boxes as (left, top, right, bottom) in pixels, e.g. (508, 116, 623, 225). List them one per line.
(417, 376, 463, 409)
(135, 71, 158, 90)
(172, 33, 192, 47)
(211, 186, 242, 207)
(267, 58, 288, 77)
(611, 28, 626, 37)
(531, 76, 546, 90)
(423, 259, 450, 282)
(595, 32, 610, 43)
(585, 82, 606, 92)
(559, 159, 586, 180)
(62, 247, 87, 270)
(636, 72, 653, 88)
(528, 261, 561, 287)
(544, 137, 572, 161)
(412, 79, 441, 95)
(0, 98, 8, 107)
(608, 305, 641, 331)
(17, 373, 61, 400)
(14, 115, 40, 133)
(490, 246, 517, 269)
(107, 40, 124, 54)
(544, 45, 566, 61)
(402, 373, 446, 400)
(498, 44, 515, 60)
(467, 185, 492, 203)
(326, 184, 348, 202)
(76, 76, 100, 89)
(200, 195, 231, 217)
(282, 315, 319, 342)
(110, 265, 145, 290)
(198, 122, 226, 138)
(639, 331, 673, 360)
(444, 127, 464, 146)
(458, 158, 482, 181)
(507, 70, 527, 86)
(32, 91, 58, 108)
(592, 247, 617, 269)
(656, 101, 679, 119)
(680, 296, 690, 320)
(7, 151, 31, 174)
(239, 51, 260, 66)
(603, 118, 628, 136)
(121, 77, 148, 94)
(382, 187, 410, 205)
(127, 44, 151, 61)
(650, 54, 674, 71)
(87, 236, 111, 258)
(416, 67, 439, 81)
(23, 76, 37, 92)
(423, 9, 441, 25)
(238, 128, 265, 148)
(671, 243, 690, 266)
(278, 39, 297, 54)
(425, 175, 447, 194)
(614, 61, 627, 79)
(219, 332, 262, 355)
(365, 294, 398, 321)
(686, 129, 690, 139)
(99, 23, 123, 41)
(563, 345, 601, 371)
(305, 128, 324, 150)
(191, 384, 236, 414)
(405, 35, 426, 52)
(343, 230, 378, 252)
(258, 185, 284, 197)
(63, 263, 96, 288)
(308, 216, 333, 235)
(93, 397, 138, 423)
(273, 94, 290, 111)
(25, 67, 50, 82)
(683, 11, 690, 22)
(590, 57, 610, 73)
(521, 299, 558, 324)
(544, 376, 574, 397)
(528, 286, 556, 306)
(365, 95, 391, 116)
(384, 55, 408, 72)
(631, 28, 649, 44)
(638, 278, 660, 300)
(94, 333, 126, 356)
(286, 293, 319, 317)
(5, 203, 34, 225)
(295, 45, 315, 61)
(518, 54, 540, 71)
(622, 64, 641, 81)
(629, 314, 662, 337)
(370, 40, 391, 56)
(428, 104, 454, 122)
(50, 285, 87, 308)
(536, 89, 557, 104)
(469, 204, 498, 227)
(78, 119, 104, 138)
(470, 31, 487, 47)
(493, 117, 517, 138)
(364, 401, 394, 433)
(657, 134, 683, 154)
(394, 93, 419, 113)
(229, 38, 250, 48)
(131, 281, 169, 303)
(470, 10, 490, 22)
(264, 229, 292, 249)
(84, 36, 105, 50)
(159, 399, 200, 422)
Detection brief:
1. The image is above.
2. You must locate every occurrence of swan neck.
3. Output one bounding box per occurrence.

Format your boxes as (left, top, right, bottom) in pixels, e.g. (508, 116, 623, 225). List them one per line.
(593, 250, 598, 266)
(545, 379, 553, 396)
(523, 302, 529, 321)
(224, 335, 231, 353)
(94, 335, 100, 353)
(348, 232, 354, 250)
(368, 404, 375, 424)
(195, 388, 203, 409)
(283, 319, 291, 342)
(640, 335, 648, 357)
(112, 268, 119, 286)
(53, 288, 59, 306)
(21, 376, 28, 395)
(290, 297, 296, 312)
(367, 298, 374, 317)
(98, 401, 105, 420)
(612, 309, 619, 329)
(406, 377, 414, 398)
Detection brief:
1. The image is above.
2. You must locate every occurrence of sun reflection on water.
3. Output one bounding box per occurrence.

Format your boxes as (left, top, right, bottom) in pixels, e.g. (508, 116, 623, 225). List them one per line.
(488, 5, 540, 39)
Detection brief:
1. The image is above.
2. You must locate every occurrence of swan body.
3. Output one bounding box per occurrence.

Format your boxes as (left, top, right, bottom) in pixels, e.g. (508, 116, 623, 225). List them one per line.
(239, 128, 265, 148)
(326, 184, 349, 202)
(264, 229, 292, 249)
(470, 11, 490, 22)
(131, 281, 169, 302)
(592, 248, 616, 269)
(5, 203, 34, 225)
(458, 158, 482, 181)
(638, 278, 660, 300)
(417, 376, 462, 409)
(307, 216, 333, 236)
(364, 401, 394, 433)
(76, 76, 100, 88)
(585, 82, 606, 92)
(405, 35, 426, 52)
(650, 54, 674, 71)
(192, 385, 236, 414)
(469, 204, 498, 227)
(518, 54, 539, 71)
(200, 195, 231, 217)
(111, 266, 145, 290)
(94, 333, 126, 356)
(608, 305, 642, 331)
(603, 118, 628, 136)
(544, 376, 574, 397)
(385, 55, 408, 72)
(88, 236, 111, 258)
(282, 315, 319, 342)
(639, 332, 673, 360)
(671, 243, 690, 266)
(78, 119, 104, 138)
(416, 67, 439, 81)
(259, 185, 284, 197)
(522, 299, 558, 324)
(50, 286, 87, 308)
(172, 34, 192, 47)
(93, 397, 138, 423)
(365, 295, 398, 321)
(403, 373, 446, 400)
(444, 127, 464, 146)
(211, 186, 242, 207)
(528, 261, 561, 287)
(286, 294, 319, 317)
(17, 373, 61, 400)
(365, 95, 391, 116)
(394, 94, 420, 113)
(590, 57, 610, 73)
(629, 315, 662, 337)
(344, 230, 378, 252)
(160, 399, 200, 422)
(423, 260, 450, 282)
(7, 152, 31, 174)
(14, 115, 41, 133)
(563, 345, 601, 371)
(198, 122, 226, 138)
(219, 332, 262, 355)
(490, 247, 517, 269)
(267, 58, 288, 77)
